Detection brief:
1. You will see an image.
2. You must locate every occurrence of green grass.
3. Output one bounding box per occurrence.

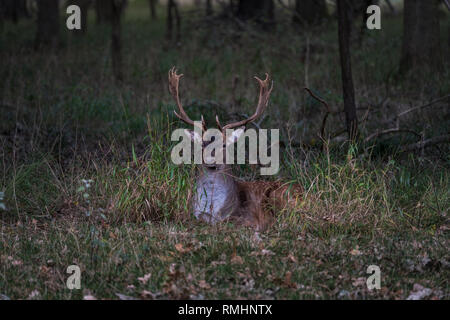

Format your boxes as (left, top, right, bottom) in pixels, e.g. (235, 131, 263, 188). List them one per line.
(0, 1, 449, 299)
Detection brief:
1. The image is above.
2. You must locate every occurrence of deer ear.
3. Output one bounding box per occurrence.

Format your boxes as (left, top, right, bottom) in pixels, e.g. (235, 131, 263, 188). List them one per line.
(226, 126, 245, 146)
(184, 129, 202, 143)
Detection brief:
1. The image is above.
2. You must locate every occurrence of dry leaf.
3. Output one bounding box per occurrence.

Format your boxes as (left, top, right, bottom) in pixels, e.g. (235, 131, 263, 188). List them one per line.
(261, 249, 275, 256)
(352, 277, 366, 287)
(231, 255, 243, 264)
(138, 273, 151, 285)
(350, 246, 362, 256)
(198, 280, 211, 290)
(287, 254, 298, 263)
(407, 284, 433, 300)
(28, 290, 40, 299)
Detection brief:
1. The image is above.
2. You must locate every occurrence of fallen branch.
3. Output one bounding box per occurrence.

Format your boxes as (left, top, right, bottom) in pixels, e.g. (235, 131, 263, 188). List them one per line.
(396, 95, 449, 119)
(400, 134, 450, 153)
(365, 128, 421, 143)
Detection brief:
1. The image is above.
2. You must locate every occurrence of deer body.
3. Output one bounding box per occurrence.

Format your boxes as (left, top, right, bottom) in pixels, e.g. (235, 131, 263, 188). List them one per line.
(193, 167, 239, 223)
(168, 67, 302, 230)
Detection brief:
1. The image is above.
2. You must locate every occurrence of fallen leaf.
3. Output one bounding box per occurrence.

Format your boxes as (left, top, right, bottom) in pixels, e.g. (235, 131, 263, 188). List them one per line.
(28, 290, 40, 299)
(138, 273, 151, 285)
(261, 249, 275, 256)
(12, 260, 22, 266)
(283, 271, 297, 288)
(407, 284, 433, 300)
(198, 280, 211, 290)
(352, 277, 366, 287)
(287, 254, 298, 263)
(350, 246, 362, 256)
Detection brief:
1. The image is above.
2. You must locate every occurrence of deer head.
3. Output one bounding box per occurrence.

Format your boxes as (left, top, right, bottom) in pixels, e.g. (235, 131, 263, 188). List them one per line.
(168, 67, 274, 225)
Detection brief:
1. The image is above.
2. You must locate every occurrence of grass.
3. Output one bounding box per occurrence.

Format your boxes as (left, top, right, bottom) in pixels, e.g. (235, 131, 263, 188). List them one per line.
(0, 1, 449, 299)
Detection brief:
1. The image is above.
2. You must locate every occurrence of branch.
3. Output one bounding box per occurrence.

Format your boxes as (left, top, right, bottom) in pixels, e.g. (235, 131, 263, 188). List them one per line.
(443, 0, 450, 11)
(396, 95, 449, 119)
(365, 128, 422, 143)
(400, 134, 450, 153)
(304, 88, 331, 143)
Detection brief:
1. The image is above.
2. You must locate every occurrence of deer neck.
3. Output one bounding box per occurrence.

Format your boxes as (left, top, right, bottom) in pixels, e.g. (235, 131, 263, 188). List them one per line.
(192, 165, 239, 223)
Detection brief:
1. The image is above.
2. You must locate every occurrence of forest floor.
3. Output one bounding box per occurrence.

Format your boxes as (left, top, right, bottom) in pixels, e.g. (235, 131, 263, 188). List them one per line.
(0, 2, 449, 299)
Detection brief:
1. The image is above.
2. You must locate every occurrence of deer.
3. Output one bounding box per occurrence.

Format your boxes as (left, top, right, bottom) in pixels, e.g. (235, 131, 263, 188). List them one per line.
(168, 67, 303, 231)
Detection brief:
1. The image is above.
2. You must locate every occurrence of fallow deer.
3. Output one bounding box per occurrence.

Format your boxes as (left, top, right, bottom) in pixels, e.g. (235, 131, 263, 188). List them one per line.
(168, 67, 302, 231)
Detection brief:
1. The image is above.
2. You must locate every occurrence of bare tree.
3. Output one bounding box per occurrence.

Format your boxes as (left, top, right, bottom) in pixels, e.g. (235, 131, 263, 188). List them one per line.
(337, 0, 358, 141)
(35, 0, 60, 49)
(400, 0, 442, 74)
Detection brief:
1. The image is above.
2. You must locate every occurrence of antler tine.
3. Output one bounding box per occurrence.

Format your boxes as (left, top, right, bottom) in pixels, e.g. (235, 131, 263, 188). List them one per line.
(168, 66, 205, 131)
(222, 73, 273, 130)
(215, 115, 223, 132)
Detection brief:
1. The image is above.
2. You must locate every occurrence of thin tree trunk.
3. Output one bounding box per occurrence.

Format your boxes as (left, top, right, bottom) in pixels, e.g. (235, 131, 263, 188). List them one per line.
(206, 0, 213, 16)
(400, 0, 441, 74)
(166, 0, 180, 42)
(35, 0, 60, 49)
(166, 0, 173, 40)
(111, 0, 124, 82)
(149, 0, 157, 20)
(95, 0, 113, 24)
(337, 0, 358, 142)
(72, 0, 91, 34)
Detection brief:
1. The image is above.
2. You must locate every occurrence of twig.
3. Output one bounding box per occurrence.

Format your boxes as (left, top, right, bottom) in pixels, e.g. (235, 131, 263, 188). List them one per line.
(400, 134, 450, 153)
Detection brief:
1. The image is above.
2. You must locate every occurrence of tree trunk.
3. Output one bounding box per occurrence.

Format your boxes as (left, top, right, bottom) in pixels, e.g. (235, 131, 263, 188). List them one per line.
(35, 0, 60, 49)
(111, 0, 125, 82)
(337, 0, 358, 142)
(166, 0, 180, 42)
(95, 0, 113, 23)
(206, 0, 213, 16)
(400, 0, 441, 74)
(149, 0, 157, 20)
(237, 0, 274, 24)
(1, 0, 30, 24)
(72, 0, 91, 34)
(293, 0, 327, 26)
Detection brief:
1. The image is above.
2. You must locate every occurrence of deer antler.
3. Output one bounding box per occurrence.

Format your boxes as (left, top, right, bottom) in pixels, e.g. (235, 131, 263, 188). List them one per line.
(168, 67, 206, 131)
(220, 73, 273, 131)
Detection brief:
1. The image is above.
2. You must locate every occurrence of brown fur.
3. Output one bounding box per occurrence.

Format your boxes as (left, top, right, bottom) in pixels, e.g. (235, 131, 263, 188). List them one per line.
(231, 180, 303, 231)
